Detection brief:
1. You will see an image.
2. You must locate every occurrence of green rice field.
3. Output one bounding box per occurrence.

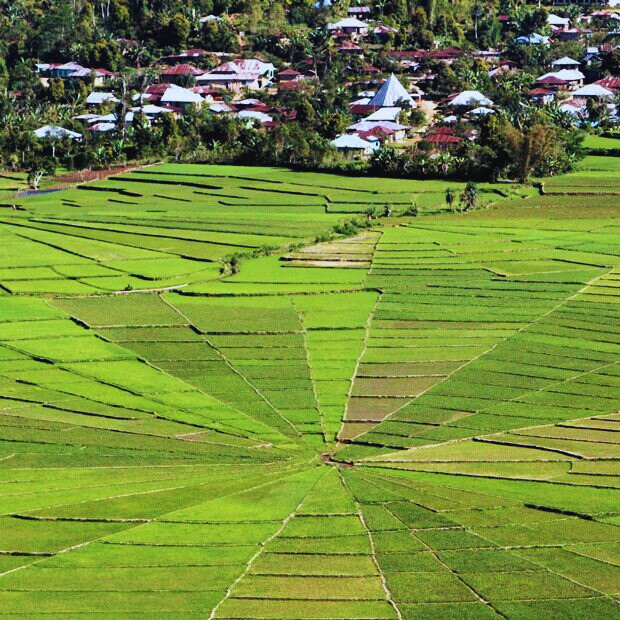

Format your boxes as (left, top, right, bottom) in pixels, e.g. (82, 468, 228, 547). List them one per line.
(0, 160, 617, 618)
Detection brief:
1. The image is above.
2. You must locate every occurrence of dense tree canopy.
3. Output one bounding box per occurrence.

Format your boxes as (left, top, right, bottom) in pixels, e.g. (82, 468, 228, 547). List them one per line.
(0, 0, 601, 183)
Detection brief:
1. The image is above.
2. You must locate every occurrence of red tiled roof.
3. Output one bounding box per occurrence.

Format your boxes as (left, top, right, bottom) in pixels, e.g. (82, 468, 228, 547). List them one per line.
(374, 25, 397, 33)
(339, 43, 363, 51)
(425, 134, 462, 143)
(528, 88, 554, 95)
(192, 86, 218, 95)
(359, 127, 395, 139)
(536, 76, 567, 84)
(160, 64, 204, 76)
(277, 81, 304, 90)
(145, 84, 171, 94)
(248, 103, 273, 112)
(278, 69, 301, 76)
(161, 104, 183, 114)
(350, 104, 379, 114)
(429, 127, 455, 135)
(595, 76, 620, 91)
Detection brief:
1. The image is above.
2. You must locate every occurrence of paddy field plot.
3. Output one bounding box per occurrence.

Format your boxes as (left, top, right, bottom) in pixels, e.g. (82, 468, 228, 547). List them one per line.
(0, 161, 617, 618)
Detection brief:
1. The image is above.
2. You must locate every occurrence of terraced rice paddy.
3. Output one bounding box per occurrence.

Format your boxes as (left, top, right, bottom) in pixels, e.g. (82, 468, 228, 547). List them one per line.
(0, 160, 618, 618)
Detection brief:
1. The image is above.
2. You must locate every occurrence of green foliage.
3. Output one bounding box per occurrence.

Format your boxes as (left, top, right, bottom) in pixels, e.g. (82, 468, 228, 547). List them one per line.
(459, 181, 478, 211)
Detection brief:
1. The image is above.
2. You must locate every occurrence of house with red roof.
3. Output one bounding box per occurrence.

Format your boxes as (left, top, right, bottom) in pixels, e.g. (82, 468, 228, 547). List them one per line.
(535, 68, 585, 92)
(424, 128, 463, 149)
(277, 69, 303, 82)
(197, 58, 275, 91)
(595, 76, 620, 92)
(160, 64, 204, 84)
(527, 88, 555, 104)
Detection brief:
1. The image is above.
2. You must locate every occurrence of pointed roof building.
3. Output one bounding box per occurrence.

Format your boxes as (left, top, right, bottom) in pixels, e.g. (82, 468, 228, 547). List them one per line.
(367, 74, 416, 108)
(552, 56, 580, 68)
(33, 125, 82, 140)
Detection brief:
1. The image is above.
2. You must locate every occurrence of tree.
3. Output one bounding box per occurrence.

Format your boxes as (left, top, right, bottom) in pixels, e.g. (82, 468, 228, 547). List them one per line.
(167, 12, 191, 49)
(381, 0, 408, 22)
(445, 186, 455, 210)
(294, 95, 317, 127)
(35, 2, 76, 58)
(410, 8, 435, 48)
(516, 7, 548, 35)
(431, 63, 461, 97)
(49, 78, 65, 102)
(26, 155, 55, 190)
(508, 122, 558, 182)
(201, 19, 239, 52)
(586, 98, 611, 128)
(460, 181, 478, 211)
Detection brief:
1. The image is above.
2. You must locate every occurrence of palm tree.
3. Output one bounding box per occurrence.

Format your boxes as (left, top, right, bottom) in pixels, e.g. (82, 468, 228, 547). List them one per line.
(544, 102, 577, 130)
(321, 36, 337, 71)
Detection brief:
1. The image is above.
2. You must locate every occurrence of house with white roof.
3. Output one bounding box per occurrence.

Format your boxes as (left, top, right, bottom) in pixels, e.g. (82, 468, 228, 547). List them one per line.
(160, 85, 204, 108)
(199, 14, 223, 23)
(209, 102, 234, 113)
(45, 62, 86, 78)
(197, 71, 261, 91)
(34, 125, 82, 140)
(36, 63, 113, 86)
(537, 69, 584, 89)
(470, 106, 495, 116)
(327, 17, 369, 35)
(238, 110, 273, 125)
(87, 111, 135, 126)
(449, 90, 493, 107)
(130, 104, 172, 116)
(364, 107, 402, 122)
(572, 83, 614, 98)
(367, 74, 416, 108)
(90, 122, 118, 133)
(330, 132, 379, 157)
(126, 106, 163, 124)
(515, 33, 550, 45)
(85, 91, 119, 106)
(559, 101, 586, 119)
(214, 58, 275, 80)
(73, 113, 101, 123)
(548, 13, 571, 29)
(551, 56, 581, 69)
(198, 58, 275, 91)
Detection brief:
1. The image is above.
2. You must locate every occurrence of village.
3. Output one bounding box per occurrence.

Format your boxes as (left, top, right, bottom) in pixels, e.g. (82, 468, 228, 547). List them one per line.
(0, 0, 617, 182)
